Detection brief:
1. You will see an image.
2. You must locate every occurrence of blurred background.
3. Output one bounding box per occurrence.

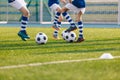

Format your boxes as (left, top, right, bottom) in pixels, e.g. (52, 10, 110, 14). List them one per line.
(0, 0, 119, 25)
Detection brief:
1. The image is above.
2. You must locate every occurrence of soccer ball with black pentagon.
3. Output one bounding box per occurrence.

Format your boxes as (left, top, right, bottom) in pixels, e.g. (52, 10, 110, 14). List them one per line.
(64, 31, 76, 42)
(35, 32, 48, 44)
(61, 30, 69, 40)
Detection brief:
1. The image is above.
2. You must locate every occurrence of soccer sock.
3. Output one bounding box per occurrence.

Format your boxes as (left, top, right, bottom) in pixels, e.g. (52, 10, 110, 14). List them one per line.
(62, 12, 76, 27)
(53, 21, 61, 37)
(53, 12, 61, 26)
(78, 21, 84, 38)
(57, 21, 61, 27)
(21, 16, 28, 31)
(53, 30, 58, 37)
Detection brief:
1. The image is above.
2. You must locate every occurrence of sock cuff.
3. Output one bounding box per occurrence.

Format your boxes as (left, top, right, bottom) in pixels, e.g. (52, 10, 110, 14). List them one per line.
(56, 12, 61, 16)
(78, 21, 82, 25)
(22, 16, 28, 21)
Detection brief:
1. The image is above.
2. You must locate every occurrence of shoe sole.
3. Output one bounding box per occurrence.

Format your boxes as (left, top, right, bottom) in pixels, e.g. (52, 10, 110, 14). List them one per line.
(18, 34, 27, 41)
(18, 34, 30, 41)
(76, 39, 85, 43)
(66, 27, 77, 32)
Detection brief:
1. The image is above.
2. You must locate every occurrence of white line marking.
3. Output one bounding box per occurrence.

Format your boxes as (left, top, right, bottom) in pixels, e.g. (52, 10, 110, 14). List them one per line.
(0, 56, 120, 70)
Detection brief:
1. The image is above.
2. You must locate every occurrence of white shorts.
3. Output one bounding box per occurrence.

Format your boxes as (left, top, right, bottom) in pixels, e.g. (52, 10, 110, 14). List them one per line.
(9, 0, 27, 10)
(50, 4, 61, 12)
(65, 3, 86, 14)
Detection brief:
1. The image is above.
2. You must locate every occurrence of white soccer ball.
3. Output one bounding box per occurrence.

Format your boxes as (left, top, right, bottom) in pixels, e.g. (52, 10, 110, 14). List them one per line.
(61, 30, 69, 40)
(62, 31, 76, 42)
(35, 32, 48, 44)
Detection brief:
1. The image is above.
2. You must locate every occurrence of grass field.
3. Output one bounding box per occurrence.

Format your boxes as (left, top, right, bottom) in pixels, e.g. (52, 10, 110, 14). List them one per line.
(0, 27, 120, 80)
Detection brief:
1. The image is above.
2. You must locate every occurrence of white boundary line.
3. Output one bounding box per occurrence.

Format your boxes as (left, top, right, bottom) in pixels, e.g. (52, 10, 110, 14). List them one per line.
(0, 56, 120, 70)
(0, 21, 7, 24)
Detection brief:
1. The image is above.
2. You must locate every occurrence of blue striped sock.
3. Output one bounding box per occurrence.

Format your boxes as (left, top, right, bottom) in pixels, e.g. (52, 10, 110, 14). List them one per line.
(53, 12, 61, 25)
(21, 16, 28, 31)
(57, 21, 61, 27)
(78, 21, 83, 38)
(62, 12, 75, 27)
(53, 30, 58, 36)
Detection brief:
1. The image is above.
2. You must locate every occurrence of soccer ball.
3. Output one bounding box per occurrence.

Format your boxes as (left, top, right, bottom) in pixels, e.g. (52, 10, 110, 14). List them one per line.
(62, 31, 76, 42)
(61, 30, 69, 40)
(35, 32, 48, 44)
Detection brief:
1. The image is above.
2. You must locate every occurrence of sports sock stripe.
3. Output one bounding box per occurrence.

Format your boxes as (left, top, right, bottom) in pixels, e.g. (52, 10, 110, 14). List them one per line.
(78, 21, 84, 38)
(21, 16, 28, 31)
(62, 12, 75, 27)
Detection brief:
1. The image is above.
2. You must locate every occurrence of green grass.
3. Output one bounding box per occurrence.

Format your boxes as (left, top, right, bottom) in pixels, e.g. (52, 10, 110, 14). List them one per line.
(0, 27, 120, 80)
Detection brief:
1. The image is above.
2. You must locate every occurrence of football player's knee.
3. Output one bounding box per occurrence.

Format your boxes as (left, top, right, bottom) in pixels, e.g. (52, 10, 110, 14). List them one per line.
(24, 11, 30, 17)
(57, 8, 62, 13)
(62, 8, 68, 13)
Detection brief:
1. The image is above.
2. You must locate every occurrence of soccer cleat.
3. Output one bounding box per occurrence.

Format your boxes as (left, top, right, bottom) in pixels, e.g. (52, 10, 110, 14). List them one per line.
(18, 30, 30, 41)
(65, 26, 77, 32)
(76, 38, 85, 43)
(52, 24, 60, 31)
